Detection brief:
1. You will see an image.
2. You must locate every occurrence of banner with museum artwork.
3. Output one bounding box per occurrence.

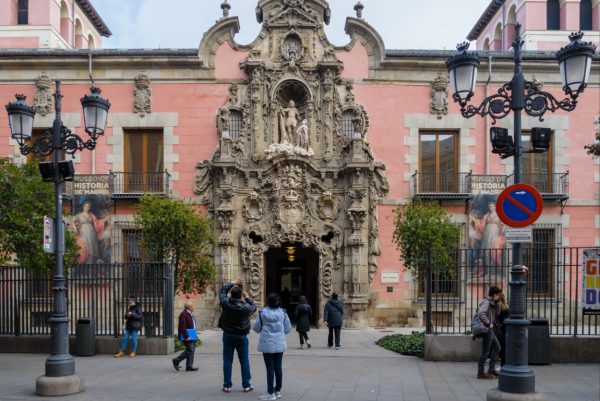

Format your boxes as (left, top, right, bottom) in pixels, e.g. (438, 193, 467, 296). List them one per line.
(72, 175, 112, 264)
(582, 248, 600, 315)
(468, 176, 508, 278)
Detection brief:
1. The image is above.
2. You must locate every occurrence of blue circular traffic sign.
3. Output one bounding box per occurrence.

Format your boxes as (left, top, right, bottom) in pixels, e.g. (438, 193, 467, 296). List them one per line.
(496, 184, 543, 228)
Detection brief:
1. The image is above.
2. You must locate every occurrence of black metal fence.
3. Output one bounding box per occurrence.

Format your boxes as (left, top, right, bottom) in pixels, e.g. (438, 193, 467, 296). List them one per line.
(421, 247, 599, 336)
(109, 171, 171, 198)
(0, 263, 174, 337)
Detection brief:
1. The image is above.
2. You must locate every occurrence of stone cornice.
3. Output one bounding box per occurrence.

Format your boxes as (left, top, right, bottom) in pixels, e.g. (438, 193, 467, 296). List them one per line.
(467, 0, 506, 41)
(343, 17, 386, 71)
(75, 0, 112, 37)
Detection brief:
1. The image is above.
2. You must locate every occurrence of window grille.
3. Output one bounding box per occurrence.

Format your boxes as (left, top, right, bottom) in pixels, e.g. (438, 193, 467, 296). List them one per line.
(229, 110, 242, 140)
(342, 111, 355, 139)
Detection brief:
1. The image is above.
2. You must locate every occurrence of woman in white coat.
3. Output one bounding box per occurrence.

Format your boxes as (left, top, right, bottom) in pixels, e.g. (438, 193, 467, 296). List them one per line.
(253, 293, 292, 401)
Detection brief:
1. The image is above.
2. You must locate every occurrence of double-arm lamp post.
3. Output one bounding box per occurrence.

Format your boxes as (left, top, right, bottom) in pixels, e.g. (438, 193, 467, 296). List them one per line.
(5, 81, 110, 396)
(446, 25, 595, 399)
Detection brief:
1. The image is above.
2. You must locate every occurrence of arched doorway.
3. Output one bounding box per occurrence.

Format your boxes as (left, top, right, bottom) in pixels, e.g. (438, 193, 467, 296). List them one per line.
(265, 245, 319, 324)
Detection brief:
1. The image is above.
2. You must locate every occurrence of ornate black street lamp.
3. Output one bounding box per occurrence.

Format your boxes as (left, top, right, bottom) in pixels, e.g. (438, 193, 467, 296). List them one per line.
(5, 80, 110, 396)
(447, 25, 595, 400)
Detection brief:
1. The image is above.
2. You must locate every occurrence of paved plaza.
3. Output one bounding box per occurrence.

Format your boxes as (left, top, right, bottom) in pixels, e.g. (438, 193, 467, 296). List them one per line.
(0, 329, 598, 401)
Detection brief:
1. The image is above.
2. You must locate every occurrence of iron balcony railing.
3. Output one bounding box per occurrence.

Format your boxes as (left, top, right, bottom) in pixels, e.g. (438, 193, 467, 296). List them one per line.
(412, 171, 472, 199)
(510, 172, 569, 200)
(109, 171, 170, 198)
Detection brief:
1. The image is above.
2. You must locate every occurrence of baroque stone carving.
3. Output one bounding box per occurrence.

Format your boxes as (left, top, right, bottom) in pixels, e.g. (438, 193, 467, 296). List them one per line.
(33, 74, 53, 117)
(430, 73, 449, 119)
(199, 0, 389, 327)
(133, 73, 152, 116)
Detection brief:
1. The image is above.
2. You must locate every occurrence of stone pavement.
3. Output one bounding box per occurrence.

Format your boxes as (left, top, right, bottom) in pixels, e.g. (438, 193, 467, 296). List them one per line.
(0, 328, 598, 401)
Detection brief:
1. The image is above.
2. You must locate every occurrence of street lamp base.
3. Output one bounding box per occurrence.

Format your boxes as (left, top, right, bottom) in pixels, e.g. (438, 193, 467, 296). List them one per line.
(487, 388, 547, 401)
(35, 374, 85, 396)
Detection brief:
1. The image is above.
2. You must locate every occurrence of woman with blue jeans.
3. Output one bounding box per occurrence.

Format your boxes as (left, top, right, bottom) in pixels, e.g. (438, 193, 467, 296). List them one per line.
(253, 293, 292, 401)
(115, 297, 142, 358)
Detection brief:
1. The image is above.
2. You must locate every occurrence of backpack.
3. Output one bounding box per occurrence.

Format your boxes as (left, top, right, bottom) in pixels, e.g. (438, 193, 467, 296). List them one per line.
(471, 301, 490, 339)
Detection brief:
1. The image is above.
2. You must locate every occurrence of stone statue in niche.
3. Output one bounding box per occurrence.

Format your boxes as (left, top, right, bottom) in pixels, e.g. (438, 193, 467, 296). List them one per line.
(194, 160, 212, 204)
(430, 73, 448, 119)
(296, 119, 309, 150)
(33, 74, 53, 117)
(133, 73, 152, 116)
(280, 100, 300, 144)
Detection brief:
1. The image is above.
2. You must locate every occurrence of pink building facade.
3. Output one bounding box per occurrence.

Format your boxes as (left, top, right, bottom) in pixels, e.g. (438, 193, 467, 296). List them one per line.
(0, 0, 598, 328)
(0, 0, 110, 49)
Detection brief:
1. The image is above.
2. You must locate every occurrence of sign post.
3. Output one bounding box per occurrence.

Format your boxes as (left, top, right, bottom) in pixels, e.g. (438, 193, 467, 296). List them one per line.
(43, 216, 55, 253)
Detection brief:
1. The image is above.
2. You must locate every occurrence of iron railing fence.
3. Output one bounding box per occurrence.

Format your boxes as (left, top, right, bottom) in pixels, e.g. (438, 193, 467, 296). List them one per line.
(0, 263, 174, 337)
(412, 171, 472, 197)
(420, 247, 599, 337)
(509, 172, 569, 197)
(109, 171, 170, 197)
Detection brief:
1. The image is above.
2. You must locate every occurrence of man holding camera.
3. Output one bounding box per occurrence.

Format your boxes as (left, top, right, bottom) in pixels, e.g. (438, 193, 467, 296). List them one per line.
(219, 278, 257, 393)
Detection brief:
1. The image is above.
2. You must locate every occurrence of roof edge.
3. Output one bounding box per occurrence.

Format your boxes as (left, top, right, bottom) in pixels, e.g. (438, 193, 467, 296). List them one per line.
(76, 0, 112, 38)
(467, 0, 505, 41)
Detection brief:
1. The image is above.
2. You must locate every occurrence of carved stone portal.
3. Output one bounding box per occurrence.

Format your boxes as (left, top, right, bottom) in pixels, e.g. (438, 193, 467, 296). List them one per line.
(195, 0, 389, 328)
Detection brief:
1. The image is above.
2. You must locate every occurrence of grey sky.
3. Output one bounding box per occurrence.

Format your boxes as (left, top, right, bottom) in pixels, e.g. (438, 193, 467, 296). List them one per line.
(93, 0, 489, 50)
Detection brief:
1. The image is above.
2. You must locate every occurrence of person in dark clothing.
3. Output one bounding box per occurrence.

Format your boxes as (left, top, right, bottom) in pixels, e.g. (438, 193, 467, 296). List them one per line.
(477, 286, 502, 379)
(218, 279, 257, 393)
(493, 292, 509, 367)
(323, 292, 344, 349)
(115, 297, 142, 358)
(172, 301, 198, 371)
(294, 295, 312, 349)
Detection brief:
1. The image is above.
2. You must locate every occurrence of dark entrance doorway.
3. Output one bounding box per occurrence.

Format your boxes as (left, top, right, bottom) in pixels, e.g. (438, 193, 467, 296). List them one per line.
(265, 245, 319, 324)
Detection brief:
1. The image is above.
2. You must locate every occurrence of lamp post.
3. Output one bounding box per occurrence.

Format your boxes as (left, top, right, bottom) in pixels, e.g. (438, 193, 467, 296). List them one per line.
(5, 80, 110, 396)
(447, 25, 595, 400)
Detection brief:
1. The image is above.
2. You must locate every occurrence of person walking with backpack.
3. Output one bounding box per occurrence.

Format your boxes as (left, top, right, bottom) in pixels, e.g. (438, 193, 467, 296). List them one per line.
(218, 279, 257, 394)
(293, 295, 312, 349)
(115, 297, 142, 358)
(253, 293, 292, 401)
(323, 292, 343, 349)
(477, 286, 502, 379)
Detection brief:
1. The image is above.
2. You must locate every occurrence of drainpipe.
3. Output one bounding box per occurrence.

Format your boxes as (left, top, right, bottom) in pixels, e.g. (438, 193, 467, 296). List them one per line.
(88, 53, 96, 174)
(485, 54, 493, 175)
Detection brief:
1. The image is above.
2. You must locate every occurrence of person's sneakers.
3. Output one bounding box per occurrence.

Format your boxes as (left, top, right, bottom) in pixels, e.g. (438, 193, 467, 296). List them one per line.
(327, 345, 333, 348)
(335, 346, 340, 350)
(258, 393, 276, 401)
(487, 369, 499, 377)
(300, 343, 305, 349)
(172, 359, 180, 371)
(186, 367, 198, 372)
(129, 351, 136, 358)
(114, 351, 125, 358)
(477, 372, 495, 380)
(243, 386, 254, 393)
(222, 387, 231, 393)
(274, 391, 282, 399)
(306, 340, 311, 348)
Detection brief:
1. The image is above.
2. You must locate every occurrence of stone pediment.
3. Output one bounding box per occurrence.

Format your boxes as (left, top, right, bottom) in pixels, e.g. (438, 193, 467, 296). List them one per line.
(264, 7, 321, 29)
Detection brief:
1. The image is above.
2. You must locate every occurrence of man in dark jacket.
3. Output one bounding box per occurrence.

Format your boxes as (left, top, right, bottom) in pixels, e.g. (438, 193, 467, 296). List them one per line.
(477, 286, 502, 379)
(219, 279, 257, 393)
(323, 292, 344, 349)
(172, 301, 198, 372)
(115, 297, 142, 358)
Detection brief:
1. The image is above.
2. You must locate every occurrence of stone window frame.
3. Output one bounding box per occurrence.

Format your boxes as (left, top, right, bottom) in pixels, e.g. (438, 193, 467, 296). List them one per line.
(105, 112, 179, 195)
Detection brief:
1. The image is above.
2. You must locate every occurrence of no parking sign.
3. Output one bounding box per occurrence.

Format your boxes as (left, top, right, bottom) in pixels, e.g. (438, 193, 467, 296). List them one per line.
(495, 184, 543, 228)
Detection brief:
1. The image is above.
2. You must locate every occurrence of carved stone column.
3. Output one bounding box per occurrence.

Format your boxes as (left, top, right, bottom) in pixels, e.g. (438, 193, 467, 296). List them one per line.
(215, 189, 236, 281)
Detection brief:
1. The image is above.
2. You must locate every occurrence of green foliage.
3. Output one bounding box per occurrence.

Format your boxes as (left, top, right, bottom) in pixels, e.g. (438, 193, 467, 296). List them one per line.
(584, 128, 600, 157)
(392, 202, 461, 279)
(173, 335, 202, 352)
(0, 158, 77, 271)
(134, 194, 215, 294)
(376, 332, 425, 358)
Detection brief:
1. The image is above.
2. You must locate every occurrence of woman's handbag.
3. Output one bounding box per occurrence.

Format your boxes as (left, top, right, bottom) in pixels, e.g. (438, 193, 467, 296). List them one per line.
(471, 310, 489, 338)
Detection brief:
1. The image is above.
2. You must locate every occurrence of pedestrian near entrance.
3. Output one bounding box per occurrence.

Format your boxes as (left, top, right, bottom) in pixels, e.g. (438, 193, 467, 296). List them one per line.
(172, 301, 198, 372)
(494, 292, 509, 367)
(323, 292, 343, 349)
(477, 286, 502, 379)
(294, 295, 312, 349)
(218, 279, 257, 394)
(115, 297, 142, 358)
(253, 293, 292, 401)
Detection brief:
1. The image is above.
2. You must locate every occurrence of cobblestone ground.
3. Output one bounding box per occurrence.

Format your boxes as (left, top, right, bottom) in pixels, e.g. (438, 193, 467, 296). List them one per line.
(0, 328, 598, 401)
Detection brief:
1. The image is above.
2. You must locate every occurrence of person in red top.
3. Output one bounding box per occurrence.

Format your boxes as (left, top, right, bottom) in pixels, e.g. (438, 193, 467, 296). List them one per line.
(172, 301, 198, 372)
